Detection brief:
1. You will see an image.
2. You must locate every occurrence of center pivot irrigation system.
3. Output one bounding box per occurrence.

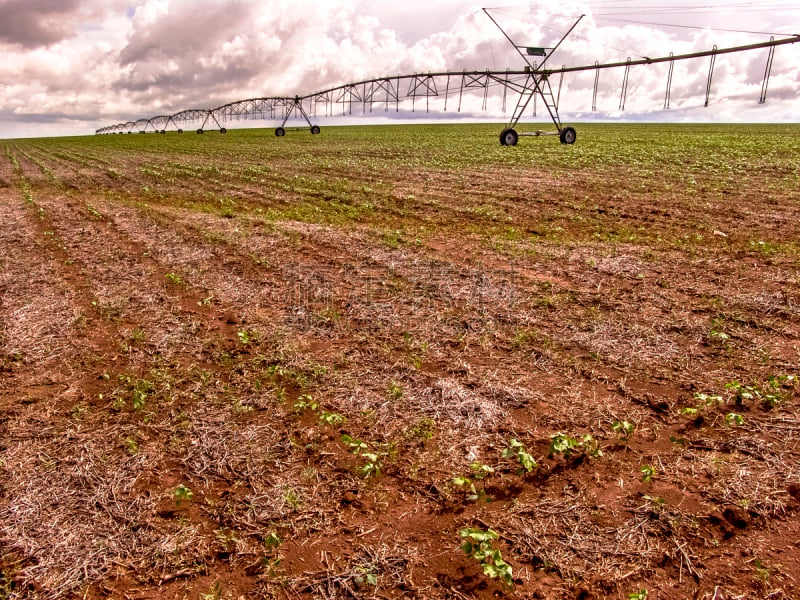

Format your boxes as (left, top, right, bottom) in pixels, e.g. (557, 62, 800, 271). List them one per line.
(96, 8, 800, 145)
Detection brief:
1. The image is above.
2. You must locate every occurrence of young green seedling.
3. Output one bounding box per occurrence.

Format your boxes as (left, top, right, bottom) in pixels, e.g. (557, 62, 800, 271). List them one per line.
(549, 433, 602, 459)
(502, 439, 537, 474)
(459, 527, 513, 588)
(173, 484, 193, 505)
(341, 434, 368, 454)
(452, 476, 480, 501)
(549, 433, 578, 457)
(612, 420, 635, 442)
(293, 394, 319, 412)
(319, 411, 346, 426)
(726, 413, 744, 426)
(341, 435, 382, 478)
(358, 453, 382, 477)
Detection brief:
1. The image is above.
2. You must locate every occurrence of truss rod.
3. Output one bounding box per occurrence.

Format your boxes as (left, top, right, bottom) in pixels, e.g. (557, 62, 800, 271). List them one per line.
(759, 38, 776, 104)
(704, 45, 717, 106)
(664, 53, 674, 109)
(556, 66, 565, 111)
(620, 58, 631, 110)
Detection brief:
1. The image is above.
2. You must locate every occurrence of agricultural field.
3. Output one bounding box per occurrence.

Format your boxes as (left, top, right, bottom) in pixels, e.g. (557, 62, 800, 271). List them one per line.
(1, 122, 799, 600)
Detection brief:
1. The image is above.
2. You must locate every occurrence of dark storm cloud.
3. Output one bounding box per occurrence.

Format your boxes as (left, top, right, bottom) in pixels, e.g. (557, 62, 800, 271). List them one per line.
(0, 0, 120, 48)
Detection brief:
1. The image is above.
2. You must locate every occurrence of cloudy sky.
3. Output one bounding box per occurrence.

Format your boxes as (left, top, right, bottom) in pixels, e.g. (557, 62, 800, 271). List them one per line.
(1, 0, 799, 138)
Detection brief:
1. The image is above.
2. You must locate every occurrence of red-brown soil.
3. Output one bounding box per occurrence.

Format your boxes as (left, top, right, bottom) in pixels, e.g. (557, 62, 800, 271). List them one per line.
(1, 124, 799, 600)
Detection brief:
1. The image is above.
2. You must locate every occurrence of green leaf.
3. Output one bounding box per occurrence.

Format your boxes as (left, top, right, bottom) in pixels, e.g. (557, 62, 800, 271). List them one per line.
(549, 433, 578, 455)
(460, 527, 498, 543)
(264, 532, 282, 548)
(726, 413, 744, 426)
(518, 451, 537, 472)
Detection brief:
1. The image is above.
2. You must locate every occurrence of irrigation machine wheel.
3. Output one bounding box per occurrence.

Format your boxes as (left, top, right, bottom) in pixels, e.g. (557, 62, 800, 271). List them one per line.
(275, 127, 286, 137)
(310, 125, 321, 135)
(560, 126, 577, 145)
(220, 127, 227, 134)
(197, 129, 204, 134)
(177, 129, 183, 133)
(500, 128, 519, 147)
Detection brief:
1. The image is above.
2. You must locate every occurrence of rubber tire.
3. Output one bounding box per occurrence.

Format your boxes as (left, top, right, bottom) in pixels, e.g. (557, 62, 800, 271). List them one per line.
(160, 130, 166, 134)
(560, 126, 577, 145)
(501, 128, 519, 147)
(310, 125, 321, 135)
(197, 129, 204, 134)
(275, 127, 286, 137)
(177, 129, 183, 133)
(220, 127, 227, 134)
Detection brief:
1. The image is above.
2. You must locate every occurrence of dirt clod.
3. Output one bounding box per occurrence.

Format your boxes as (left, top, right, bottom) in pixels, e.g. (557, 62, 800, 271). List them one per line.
(723, 507, 749, 529)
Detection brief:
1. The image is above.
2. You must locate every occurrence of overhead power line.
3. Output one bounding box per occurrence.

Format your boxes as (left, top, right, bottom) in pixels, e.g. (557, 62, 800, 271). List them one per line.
(593, 17, 794, 37)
